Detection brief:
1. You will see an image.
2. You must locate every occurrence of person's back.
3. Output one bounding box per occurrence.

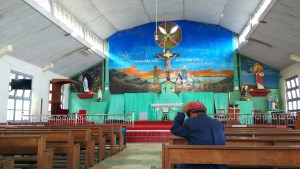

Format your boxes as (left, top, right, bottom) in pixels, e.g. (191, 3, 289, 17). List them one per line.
(170, 102, 228, 169)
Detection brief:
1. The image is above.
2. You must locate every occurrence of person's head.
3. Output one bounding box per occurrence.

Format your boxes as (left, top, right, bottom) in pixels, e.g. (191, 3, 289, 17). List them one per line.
(186, 102, 207, 118)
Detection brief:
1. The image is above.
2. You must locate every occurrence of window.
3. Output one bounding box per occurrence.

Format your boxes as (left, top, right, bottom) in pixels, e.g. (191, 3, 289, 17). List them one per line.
(285, 76, 300, 114)
(7, 71, 32, 121)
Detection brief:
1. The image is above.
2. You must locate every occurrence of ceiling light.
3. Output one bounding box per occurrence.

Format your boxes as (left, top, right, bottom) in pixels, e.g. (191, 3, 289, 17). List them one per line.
(42, 63, 54, 72)
(290, 54, 300, 63)
(0, 45, 12, 56)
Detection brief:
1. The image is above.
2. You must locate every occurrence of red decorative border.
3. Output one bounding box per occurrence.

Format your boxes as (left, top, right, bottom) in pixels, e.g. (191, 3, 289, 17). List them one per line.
(77, 93, 94, 99)
(249, 90, 270, 97)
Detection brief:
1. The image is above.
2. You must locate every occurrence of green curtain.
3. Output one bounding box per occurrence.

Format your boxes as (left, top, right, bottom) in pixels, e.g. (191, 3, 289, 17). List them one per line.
(124, 93, 156, 120)
(180, 92, 214, 115)
(235, 101, 253, 124)
(108, 94, 125, 115)
(214, 93, 229, 114)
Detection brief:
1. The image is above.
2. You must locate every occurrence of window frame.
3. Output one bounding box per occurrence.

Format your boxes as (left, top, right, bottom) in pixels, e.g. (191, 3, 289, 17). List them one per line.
(285, 75, 300, 115)
(7, 70, 32, 122)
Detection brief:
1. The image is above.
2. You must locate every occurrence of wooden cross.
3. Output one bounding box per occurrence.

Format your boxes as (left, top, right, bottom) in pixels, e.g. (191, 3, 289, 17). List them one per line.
(156, 49, 180, 82)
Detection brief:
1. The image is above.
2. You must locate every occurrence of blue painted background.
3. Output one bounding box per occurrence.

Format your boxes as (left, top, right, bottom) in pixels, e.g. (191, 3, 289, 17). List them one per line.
(107, 20, 236, 93)
(108, 20, 235, 72)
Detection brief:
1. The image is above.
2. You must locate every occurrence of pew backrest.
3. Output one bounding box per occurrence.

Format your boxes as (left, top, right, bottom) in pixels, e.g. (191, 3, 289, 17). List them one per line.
(162, 144, 300, 169)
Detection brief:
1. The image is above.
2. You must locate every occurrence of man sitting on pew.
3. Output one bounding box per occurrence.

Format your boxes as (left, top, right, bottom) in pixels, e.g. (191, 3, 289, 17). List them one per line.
(170, 102, 228, 169)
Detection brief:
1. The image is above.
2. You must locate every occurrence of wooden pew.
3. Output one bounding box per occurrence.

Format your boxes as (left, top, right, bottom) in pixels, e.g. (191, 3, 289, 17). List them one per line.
(0, 130, 80, 169)
(1, 127, 94, 168)
(0, 135, 54, 169)
(225, 127, 291, 132)
(225, 130, 300, 138)
(162, 144, 300, 169)
(169, 135, 300, 146)
(0, 159, 14, 169)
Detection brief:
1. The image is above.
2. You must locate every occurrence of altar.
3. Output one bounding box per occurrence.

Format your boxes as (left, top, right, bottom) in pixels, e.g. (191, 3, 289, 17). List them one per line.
(151, 103, 183, 121)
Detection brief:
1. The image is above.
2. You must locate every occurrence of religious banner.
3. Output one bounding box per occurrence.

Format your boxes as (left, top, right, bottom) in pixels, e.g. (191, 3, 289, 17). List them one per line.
(240, 56, 280, 89)
(70, 63, 102, 93)
(108, 21, 236, 94)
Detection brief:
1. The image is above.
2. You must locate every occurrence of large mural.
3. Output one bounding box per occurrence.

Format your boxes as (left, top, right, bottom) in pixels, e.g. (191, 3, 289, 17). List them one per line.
(108, 21, 236, 94)
(70, 63, 102, 93)
(240, 56, 280, 89)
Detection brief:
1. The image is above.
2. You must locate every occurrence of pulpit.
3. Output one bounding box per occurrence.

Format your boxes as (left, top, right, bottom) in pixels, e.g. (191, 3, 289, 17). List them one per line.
(227, 104, 240, 125)
(151, 103, 183, 121)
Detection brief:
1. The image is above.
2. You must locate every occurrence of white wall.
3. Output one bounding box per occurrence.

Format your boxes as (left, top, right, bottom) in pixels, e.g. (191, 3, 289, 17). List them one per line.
(280, 62, 300, 111)
(0, 55, 68, 122)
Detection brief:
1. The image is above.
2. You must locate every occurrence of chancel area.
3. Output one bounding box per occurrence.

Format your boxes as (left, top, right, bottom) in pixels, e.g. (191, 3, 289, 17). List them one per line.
(1, 0, 300, 169)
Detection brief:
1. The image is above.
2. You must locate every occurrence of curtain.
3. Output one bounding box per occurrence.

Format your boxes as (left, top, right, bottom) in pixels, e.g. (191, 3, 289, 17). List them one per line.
(108, 94, 125, 115)
(180, 92, 214, 115)
(124, 93, 156, 120)
(235, 101, 253, 124)
(214, 93, 229, 114)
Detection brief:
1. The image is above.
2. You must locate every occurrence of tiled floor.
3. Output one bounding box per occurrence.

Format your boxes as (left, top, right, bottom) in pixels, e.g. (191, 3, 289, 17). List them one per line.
(89, 143, 162, 169)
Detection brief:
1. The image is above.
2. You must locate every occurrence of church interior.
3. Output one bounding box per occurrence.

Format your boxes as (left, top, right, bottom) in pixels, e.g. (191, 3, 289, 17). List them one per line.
(1, 0, 300, 168)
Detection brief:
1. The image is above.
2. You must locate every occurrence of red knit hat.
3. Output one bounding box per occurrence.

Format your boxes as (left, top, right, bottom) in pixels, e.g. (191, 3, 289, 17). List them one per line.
(187, 102, 207, 114)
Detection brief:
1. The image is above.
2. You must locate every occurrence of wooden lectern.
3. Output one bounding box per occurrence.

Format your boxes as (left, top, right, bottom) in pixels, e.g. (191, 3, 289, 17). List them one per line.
(227, 104, 240, 125)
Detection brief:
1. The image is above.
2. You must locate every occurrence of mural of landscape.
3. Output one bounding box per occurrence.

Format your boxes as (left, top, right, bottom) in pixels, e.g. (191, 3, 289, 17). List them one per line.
(240, 56, 280, 89)
(108, 21, 236, 94)
(70, 63, 102, 92)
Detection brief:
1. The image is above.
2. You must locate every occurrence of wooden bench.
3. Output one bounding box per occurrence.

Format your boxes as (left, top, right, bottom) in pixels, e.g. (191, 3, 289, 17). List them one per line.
(0, 130, 80, 169)
(0, 159, 14, 169)
(162, 144, 300, 169)
(169, 135, 300, 146)
(2, 127, 95, 168)
(225, 130, 300, 138)
(0, 135, 54, 169)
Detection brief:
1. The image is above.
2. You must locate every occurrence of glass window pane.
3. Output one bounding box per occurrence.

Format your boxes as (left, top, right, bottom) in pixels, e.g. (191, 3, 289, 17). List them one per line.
(15, 100, 23, 110)
(48, 104, 51, 112)
(22, 111, 29, 116)
(286, 81, 291, 89)
(287, 91, 292, 99)
(16, 90, 23, 97)
(7, 99, 15, 109)
(288, 101, 293, 110)
(293, 101, 297, 110)
(49, 93, 52, 101)
(23, 90, 31, 98)
(7, 110, 14, 121)
(15, 111, 23, 120)
(296, 77, 299, 87)
(49, 84, 52, 91)
(9, 89, 15, 96)
(298, 100, 300, 109)
(292, 90, 296, 98)
(23, 100, 30, 110)
(291, 79, 296, 88)
(10, 73, 16, 80)
(297, 89, 300, 98)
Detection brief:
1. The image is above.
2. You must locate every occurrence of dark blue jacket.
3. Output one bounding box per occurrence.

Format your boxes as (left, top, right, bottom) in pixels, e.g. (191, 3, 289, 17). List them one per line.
(170, 112, 228, 169)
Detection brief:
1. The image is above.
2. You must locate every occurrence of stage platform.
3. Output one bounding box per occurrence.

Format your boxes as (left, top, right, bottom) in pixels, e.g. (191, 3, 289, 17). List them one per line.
(126, 121, 173, 143)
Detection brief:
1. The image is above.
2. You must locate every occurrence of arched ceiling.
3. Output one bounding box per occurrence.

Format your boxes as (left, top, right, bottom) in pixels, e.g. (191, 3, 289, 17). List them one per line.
(1, 0, 300, 77)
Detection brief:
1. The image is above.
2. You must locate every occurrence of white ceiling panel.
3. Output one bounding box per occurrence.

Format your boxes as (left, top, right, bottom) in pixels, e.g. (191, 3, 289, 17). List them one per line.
(94, 0, 150, 30)
(184, 0, 227, 24)
(143, 0, 184, 22)
(239, 0, 300, 70)
(219, 0, 262, 33)
(0, 0, 104, 77)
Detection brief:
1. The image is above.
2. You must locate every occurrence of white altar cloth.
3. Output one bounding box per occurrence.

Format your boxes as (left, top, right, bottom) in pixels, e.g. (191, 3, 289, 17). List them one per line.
(151, 103, 183, 113)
